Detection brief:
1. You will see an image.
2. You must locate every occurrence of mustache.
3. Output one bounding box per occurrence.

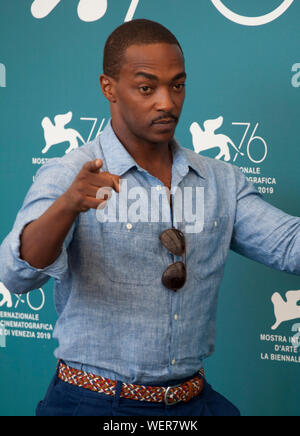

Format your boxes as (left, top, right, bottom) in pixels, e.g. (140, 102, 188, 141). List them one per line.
(151, 113, 178, 124)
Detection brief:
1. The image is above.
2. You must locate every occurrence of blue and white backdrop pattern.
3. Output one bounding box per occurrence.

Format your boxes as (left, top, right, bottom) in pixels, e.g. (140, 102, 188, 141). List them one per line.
(0, 0, 299, 416)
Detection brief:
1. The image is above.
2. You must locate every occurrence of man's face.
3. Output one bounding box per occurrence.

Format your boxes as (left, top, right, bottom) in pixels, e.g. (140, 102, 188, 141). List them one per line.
(106, 43, 186, 145)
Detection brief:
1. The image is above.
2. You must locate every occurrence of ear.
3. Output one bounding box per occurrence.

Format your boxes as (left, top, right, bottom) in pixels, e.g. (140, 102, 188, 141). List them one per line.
(99, 74, 117, 103)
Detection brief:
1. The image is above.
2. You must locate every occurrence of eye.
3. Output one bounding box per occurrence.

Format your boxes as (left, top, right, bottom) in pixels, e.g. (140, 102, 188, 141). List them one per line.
(139, 86, 152, 95)
(173, 83, 186, 91)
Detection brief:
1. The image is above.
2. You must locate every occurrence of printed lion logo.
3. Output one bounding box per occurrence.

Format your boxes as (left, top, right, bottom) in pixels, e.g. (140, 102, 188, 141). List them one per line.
(31, 0, 139, 22)
(0, 282, 13, 308)
(41, 111, 85, 154)
(190, 116, 244, 162)
(271, 290, 300, 330)
(31, 0, 107, 21)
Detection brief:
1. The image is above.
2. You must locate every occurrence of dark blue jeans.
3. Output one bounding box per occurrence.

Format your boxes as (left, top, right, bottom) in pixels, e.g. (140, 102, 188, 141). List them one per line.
(36, 371, 240, 416)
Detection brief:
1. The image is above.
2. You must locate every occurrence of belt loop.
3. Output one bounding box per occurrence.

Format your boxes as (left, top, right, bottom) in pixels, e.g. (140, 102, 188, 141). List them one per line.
(56, 359, 61, 376)
(113, 380, 123, 408)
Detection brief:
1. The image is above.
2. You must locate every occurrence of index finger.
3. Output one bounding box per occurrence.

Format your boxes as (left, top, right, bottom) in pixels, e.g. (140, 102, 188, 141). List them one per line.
(83, 159, 103, 173)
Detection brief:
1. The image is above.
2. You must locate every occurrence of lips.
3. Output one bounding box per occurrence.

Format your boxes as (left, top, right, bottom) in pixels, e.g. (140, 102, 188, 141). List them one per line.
(152, 118, 177, 125)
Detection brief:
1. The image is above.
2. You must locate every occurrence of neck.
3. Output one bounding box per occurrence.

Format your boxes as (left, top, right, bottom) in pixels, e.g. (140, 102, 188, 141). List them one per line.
(110, 118, 172, 169)
(110, 117, 173, 189)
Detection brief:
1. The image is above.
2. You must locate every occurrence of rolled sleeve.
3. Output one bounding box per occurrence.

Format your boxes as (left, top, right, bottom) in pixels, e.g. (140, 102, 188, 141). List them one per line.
(231, 167, 300, 275)
(0, 159, 76, 294)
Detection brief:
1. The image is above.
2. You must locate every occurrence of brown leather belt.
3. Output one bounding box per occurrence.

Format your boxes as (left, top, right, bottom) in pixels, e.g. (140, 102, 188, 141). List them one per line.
(58, 361, 205, 406)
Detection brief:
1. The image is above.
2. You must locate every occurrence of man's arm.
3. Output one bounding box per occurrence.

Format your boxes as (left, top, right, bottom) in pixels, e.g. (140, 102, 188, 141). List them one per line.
(0, 158, 121, 293)
(19, 159, 120, 269)
(230, 167, 300, 275)
(19, 194, 79, 270)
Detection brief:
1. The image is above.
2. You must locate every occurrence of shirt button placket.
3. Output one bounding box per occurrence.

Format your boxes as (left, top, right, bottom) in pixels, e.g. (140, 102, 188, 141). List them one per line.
(170, 315, 179, 367)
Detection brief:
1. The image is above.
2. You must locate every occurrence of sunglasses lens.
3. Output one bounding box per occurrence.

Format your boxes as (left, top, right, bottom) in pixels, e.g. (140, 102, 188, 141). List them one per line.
(162, 261, 186, 291)
(160, 229, 185, 256)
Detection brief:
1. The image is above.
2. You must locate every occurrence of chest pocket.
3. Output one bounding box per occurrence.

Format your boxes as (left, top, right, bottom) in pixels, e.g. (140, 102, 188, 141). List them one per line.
(101, 222, 162, 285)
(187, 215, 230, 280)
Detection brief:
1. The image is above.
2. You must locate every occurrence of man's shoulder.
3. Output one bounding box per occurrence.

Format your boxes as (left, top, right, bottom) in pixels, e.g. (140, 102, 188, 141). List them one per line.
(182, 146, 238, 179)
(38, 136, 104, 175)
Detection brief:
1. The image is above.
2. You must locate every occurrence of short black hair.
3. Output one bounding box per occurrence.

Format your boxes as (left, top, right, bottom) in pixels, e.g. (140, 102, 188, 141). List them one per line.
(103, 19, 183, 80)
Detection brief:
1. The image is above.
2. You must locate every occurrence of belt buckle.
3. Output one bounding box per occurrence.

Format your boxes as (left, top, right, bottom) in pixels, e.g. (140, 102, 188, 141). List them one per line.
(164, 384, 181, 406)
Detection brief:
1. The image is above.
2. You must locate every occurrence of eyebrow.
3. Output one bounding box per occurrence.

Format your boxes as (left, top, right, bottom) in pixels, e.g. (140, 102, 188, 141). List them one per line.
(134, 71, 187, 81)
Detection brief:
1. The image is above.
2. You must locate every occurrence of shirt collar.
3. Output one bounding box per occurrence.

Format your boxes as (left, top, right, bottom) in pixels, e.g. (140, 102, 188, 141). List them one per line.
(170, 136, 206, 180)
(99, 120, 138, 176)
(99, 119, 206, 179)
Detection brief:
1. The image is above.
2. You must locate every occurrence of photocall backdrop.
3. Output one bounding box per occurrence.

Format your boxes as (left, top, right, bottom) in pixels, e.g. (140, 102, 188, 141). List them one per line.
(0, 0, 299, 416)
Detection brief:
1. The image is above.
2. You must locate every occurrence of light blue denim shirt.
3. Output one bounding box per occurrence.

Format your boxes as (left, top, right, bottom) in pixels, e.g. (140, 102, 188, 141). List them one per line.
(0, 121, 299, 384)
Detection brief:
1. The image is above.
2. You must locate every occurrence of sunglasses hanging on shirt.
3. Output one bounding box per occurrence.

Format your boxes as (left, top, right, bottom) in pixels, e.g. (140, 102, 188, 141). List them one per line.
(159, 228, 186, 292)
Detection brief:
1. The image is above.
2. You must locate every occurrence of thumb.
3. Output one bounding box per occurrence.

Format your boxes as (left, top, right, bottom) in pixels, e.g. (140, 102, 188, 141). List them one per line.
(113, 175, 121, 193)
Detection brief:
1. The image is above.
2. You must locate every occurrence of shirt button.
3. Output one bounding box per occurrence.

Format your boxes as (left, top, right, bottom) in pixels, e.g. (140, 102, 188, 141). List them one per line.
(156, 185, 162, 191)
(174, 314, 179, 321)
(214, 220, 218, 228)
(126, 223, 132, 230)
(171, 359, 176, 365)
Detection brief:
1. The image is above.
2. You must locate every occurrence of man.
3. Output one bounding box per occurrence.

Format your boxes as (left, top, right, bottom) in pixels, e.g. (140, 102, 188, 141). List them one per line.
(0, 19, 299, 416)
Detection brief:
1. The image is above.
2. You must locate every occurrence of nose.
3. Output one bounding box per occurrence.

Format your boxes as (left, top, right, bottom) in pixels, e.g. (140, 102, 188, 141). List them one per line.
(155, 87, 175, 113)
